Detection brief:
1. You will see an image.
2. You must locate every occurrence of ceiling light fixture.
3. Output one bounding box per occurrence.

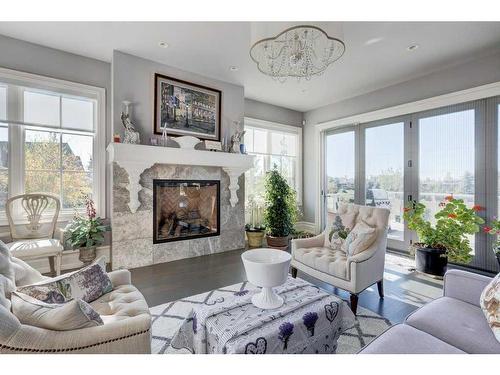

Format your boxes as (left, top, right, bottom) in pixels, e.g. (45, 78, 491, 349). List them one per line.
(250, 25, 345, 82)
(407, 44, 419, 51)
(158, 42, 169, 48)
(229, 66, 239, 71)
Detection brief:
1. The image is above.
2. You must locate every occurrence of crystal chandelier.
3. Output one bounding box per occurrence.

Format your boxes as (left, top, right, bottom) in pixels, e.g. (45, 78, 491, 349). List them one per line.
(250, 25, 345, 82)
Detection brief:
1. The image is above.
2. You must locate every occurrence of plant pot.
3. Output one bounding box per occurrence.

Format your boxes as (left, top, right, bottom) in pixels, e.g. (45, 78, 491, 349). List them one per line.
(415, 247, 447, 277)
(266, 235, 289, 251)
(79, 246, 97, 266)
(246, 230, 265, 248)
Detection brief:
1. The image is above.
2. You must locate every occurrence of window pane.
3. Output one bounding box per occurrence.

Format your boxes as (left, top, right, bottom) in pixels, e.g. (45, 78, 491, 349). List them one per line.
(62, 134, 93, 172)
(326, 131, 355, 220)
(244, 128, 254, 153)
(62, 172, 92, 209)
(271, 132, 286, 155)
(25, 130, 60, 171)
(286, 134, 297, 157)
(365, 123, 404, 241)
(25, 171, 60, 197)
(62, 97, 94, 131)
(419, 109, 475, 257)
(0, 124, 8, 209)
(24, 91, 60, 127)
(0, 86, 6, 121)
(253, 129, 267, 153)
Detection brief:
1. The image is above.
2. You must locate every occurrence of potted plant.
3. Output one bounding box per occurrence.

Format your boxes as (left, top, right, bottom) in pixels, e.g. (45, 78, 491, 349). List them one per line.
(245, 224, 266, 248)
(66, 197, 110, 266)
(245, 195, 266, 248)
(482, 218, 500, 268)
(403, 196, 484, 277)
(263, 168, 298, 250)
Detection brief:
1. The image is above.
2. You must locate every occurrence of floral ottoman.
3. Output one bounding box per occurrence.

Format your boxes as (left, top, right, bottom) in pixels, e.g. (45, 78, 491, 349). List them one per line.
(169, 277, 355, 354)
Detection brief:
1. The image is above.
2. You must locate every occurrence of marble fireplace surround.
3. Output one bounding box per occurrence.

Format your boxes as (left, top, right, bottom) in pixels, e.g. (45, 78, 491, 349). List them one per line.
(108, 143, 255, 270)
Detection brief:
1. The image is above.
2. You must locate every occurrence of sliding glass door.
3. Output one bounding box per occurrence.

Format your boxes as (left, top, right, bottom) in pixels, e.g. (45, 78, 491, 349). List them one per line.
(324, 130, 356, 226)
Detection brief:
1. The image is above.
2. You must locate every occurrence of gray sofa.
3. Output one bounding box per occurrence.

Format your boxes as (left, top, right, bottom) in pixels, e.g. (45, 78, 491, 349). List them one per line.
(360, 269, 500, 354)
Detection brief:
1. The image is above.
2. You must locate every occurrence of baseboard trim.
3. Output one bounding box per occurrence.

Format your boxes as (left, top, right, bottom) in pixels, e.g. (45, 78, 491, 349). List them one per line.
(25, 246, 111, 273)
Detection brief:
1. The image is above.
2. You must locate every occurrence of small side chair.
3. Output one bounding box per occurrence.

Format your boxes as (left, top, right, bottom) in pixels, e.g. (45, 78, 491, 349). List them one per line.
(5, 193, 63, 275)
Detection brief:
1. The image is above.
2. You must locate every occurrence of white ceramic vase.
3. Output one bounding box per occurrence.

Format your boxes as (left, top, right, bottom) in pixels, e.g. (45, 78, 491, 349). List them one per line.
(172, 136, 201, 149)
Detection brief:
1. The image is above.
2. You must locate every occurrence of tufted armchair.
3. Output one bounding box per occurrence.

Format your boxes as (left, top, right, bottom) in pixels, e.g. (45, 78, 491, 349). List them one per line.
(290, 203, 390, 314)
(0, 256, 151, 354)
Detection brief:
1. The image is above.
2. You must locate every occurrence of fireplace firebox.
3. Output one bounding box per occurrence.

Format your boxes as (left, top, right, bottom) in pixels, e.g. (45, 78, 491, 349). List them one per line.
(153, 179, 220, 244)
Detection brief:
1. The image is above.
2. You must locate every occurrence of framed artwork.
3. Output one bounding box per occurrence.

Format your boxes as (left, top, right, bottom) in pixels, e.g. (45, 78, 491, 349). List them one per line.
(154, 73, 222, 141)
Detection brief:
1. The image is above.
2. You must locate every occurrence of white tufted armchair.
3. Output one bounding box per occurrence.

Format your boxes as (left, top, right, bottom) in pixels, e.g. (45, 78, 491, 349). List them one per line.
(0, 257, 152, 354)
(290, 203, 390, 314)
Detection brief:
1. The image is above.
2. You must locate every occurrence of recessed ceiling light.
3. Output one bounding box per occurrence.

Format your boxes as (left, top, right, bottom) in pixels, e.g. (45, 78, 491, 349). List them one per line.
(158, 42, 169, 48)
(407, 44, 419, 51)
(229, 66, 239, 71)
(301, 89, 307, 93)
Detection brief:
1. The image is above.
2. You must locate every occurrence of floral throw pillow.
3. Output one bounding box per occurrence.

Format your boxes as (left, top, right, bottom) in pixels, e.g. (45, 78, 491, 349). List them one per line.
(325, 212, 357, 250)
(17, 256, 112, 304)
(480, 273, 500, 343)
(341, 221, 377, 257)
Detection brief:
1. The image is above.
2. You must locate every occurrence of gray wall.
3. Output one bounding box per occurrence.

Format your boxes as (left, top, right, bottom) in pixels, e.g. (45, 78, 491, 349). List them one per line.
(302, 50, 500, 223)
(112, 50, 245, 144)
(244, 98, 303, 127)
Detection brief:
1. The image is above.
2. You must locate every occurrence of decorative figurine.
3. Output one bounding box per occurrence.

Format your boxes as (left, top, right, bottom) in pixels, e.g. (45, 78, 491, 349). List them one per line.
(160, 125, 168, 147)
(230, 130, 246, 153)
(121, 100, 141, 144)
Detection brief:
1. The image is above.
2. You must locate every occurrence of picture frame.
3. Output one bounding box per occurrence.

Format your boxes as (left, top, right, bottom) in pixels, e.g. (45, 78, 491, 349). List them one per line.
(154, 73, 222, 141)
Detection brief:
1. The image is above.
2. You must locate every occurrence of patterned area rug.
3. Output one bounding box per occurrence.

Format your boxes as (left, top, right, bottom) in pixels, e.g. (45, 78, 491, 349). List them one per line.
(150, 280, 392, 354)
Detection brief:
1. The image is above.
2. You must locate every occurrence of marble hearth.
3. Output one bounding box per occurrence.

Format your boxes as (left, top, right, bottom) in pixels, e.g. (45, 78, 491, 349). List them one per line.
(108, 143, 254, 269)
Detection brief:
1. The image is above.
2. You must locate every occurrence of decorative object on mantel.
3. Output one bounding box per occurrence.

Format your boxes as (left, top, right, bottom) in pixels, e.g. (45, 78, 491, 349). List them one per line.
(250, 24, 345, 82)
(204, 140, 222, 152)
(160, 125, 169, 146)
(107, 143, 255, 213)
(121, 100, 141, 144)
(113, 134, 121, 143)
(230, 130, 246, 153)
(264, 167, 298, 250)
(239, 144, 247, 154)
(171, 135, 201, 149)
(65, 197, 110, 266)
(154, 73, 221, 141)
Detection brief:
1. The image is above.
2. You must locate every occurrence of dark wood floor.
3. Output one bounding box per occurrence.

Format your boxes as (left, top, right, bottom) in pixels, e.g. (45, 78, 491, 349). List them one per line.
(130, 248, 443, 324)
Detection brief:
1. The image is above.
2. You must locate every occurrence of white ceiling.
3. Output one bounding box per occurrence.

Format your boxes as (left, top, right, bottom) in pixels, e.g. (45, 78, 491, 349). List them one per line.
(0, 22, 499, 112)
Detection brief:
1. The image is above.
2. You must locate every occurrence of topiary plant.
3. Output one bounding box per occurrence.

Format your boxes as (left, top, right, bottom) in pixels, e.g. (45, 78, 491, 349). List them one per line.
(263, 167, 298, 238)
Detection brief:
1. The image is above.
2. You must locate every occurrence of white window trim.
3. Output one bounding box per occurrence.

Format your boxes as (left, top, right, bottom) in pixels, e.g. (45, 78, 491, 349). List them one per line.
(244, 117, 303, 205)
(0, 66, 106, 225)
(313, 80, 500, 234)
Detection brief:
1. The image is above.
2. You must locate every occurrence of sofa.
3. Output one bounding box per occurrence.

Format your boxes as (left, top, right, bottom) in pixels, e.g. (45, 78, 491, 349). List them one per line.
(360, 269, 500, 354)
(0, 250, 152, 354)
(290, 203, 390, 314)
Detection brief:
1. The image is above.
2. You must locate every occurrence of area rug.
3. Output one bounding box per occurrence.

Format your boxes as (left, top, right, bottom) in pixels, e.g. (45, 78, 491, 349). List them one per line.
(150, 280, 392, 354)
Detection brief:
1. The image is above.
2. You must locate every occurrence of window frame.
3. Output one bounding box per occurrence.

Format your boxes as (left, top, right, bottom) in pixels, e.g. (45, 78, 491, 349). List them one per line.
(0, 67, 106, 224)
(243, 117, 303, 205)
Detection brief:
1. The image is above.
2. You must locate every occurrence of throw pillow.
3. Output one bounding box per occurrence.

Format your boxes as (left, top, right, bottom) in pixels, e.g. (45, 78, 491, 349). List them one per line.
(11, 292, 103, 331)
(480, 273, 500, 343)
(17, 256, 112, 303)
(324, 212, 357, 249)
(341, 221, 377, 256)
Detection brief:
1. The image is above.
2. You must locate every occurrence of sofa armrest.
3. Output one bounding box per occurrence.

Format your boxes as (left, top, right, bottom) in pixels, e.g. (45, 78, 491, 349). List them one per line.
(108, 269, 132, 287)
(291, 232, 325, 252)
(443, 269, 492, 307)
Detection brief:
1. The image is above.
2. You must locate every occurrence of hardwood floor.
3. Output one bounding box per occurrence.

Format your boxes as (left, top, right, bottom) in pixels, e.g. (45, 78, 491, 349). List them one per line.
(130, 248, 443, 324)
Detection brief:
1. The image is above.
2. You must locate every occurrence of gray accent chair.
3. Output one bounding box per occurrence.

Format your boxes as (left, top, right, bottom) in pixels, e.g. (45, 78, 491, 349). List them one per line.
(360, 269, 500, 354)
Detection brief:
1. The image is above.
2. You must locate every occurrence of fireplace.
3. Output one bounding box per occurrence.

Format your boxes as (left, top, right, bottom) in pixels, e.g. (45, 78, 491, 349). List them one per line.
(153, 179, 220, 244)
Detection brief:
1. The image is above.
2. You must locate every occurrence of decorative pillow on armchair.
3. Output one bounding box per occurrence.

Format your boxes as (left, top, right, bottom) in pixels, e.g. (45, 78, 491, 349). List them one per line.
(341, 221, 377, 256)
(11, 292, 103, 331)
(325, 212, 357, 249)
(480, 273, 500, 343)
(17, 256, 112, 304)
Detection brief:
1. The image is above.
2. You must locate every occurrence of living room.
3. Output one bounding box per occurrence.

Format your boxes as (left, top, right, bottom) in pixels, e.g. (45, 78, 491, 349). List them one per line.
(1, 0, 499, 373)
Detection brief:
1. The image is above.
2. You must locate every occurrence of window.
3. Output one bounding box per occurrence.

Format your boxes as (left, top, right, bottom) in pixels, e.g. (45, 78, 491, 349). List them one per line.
(0, 68, 105, 221)
(244, 118, 302, 225)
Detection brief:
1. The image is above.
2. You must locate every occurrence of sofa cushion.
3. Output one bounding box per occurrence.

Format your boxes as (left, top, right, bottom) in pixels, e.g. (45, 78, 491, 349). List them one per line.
(11, 292, 103, 331)
(293, 246, 348, 280)
(17, 256, 112, 303)
(406, 296, 500, 354)
(480, 272, 500, 343)
(90, 284, 150, 324)
(360, 324, 465, 354)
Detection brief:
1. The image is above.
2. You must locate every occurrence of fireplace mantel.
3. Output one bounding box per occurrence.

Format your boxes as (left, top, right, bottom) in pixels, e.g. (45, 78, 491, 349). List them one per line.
(107, 143, 255, 212)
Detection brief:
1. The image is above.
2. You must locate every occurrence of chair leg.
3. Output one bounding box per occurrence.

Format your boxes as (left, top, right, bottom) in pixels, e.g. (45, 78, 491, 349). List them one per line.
(377, 280, 384, 298)
(290, 266, 298, 278)
(55, 253, 62, 276)
(48, 256, 56, 276)
(349, 294, 359, 315)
